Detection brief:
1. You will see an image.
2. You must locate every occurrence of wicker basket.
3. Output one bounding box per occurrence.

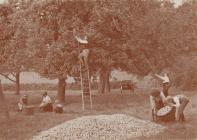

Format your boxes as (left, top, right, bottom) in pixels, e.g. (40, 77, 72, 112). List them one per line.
(156, 106, 176, 122)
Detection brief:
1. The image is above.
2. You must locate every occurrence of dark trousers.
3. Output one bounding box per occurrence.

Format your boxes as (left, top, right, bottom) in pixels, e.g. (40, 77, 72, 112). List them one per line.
(54, 106, 63, 113)
(176, 99, 189, 122)
(163, 83, 170, 97)
(43, 103, 53, 112)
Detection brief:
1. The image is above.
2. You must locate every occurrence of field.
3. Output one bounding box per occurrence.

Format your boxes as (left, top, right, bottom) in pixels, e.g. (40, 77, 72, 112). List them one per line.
(0, 89, 197, 140)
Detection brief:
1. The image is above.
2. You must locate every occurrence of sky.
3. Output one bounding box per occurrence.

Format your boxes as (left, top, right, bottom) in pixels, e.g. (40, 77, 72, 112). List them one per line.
(0, 0, 4, 4)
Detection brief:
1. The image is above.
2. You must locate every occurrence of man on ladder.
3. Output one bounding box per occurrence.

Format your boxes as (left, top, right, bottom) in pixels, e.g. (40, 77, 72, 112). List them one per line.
(75, 35, 93, 111)
(76, 36, 90, 71)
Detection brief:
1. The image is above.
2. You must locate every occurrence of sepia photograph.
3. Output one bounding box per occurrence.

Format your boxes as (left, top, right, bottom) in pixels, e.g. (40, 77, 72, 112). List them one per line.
(0, 0, 197, 139)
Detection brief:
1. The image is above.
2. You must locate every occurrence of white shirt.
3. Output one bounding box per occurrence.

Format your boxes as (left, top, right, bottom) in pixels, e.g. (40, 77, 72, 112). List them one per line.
(79, 49, 90, 58)
(42, 95, 52, 104)
(172, 96, 180, 107)
(81, 49, 89, 56)
(172, 95, 189, 107)
(155, 74, 170, 83)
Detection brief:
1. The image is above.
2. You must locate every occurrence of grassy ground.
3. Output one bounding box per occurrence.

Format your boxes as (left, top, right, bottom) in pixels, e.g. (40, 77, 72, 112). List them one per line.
(0, 89, 197, 140)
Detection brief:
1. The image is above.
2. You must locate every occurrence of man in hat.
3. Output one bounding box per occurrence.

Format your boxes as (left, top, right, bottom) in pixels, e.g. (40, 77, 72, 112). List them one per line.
(149, 89, 166, 121)
(39, 92, 53, 112)
(164, 95, 189, 123)
(154, 73, 170, 97)
(18, 94, 28, 111)
(75, 36, 89, 70)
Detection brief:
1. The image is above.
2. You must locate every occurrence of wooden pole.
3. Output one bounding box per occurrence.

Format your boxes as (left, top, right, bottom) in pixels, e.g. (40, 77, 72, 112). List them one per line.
(77, 41, 85, 111)
(87, 65, 93, 109)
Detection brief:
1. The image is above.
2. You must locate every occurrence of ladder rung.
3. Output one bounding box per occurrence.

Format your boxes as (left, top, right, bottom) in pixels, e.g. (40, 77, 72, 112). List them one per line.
(81, 68, 87, 71)
(82, 80, 89, 83)
(82, 76, 88, 78)
(83, 83, 89, 87)
(83, 95, 90, 98)
(83, 93, 90, 96)
(83, 85, 89, 88)
(83, 89, 90, 93)
(82, 78, 89, 80)
(83, 85, 89, 89)
(83, 91, 90, 94)
(82, 72, 88, 75)
(81, 69, 88, 72)
(82, 80, 89, 84)
(81, 66, 87, 69)
(83, 92, 90, 95)
(83, 86, 90, 89)
(83, 89, 90, 92)
(82, 76, 88, 79)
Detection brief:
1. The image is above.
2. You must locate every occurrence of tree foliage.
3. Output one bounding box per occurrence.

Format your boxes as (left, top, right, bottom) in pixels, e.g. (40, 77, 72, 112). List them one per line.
(1, 0, 197, 98)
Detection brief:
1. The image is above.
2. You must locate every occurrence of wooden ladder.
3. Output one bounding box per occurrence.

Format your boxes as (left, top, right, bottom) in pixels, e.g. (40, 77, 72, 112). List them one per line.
(80, 64, 93, 111)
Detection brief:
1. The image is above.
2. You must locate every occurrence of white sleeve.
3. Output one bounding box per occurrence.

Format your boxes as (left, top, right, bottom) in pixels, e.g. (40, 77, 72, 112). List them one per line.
(160, 91, 166, 102)
(155, 74, 165, 81)
(173, 96, 180, 107)
(83, 49, 90, 56)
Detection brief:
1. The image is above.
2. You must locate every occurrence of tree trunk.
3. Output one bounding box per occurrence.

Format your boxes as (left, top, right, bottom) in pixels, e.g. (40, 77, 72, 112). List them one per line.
(57, 78, 66, 102)
(15, 72, 20, 95)
(98, 70, 111, 94)
(98, 71, 105, 94)
(0, 80, 10, 119)
(105, 70, 111, 93)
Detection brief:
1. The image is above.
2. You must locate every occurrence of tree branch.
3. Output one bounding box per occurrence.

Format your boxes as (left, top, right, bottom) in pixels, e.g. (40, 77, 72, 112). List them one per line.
(0, 73, 16, 83)
(10, 72, 16, 77)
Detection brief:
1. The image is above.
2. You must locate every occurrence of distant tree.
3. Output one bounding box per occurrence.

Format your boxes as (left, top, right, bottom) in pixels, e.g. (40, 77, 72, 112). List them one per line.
(0, 0, 34, 95)
(169, 1, 197, 90)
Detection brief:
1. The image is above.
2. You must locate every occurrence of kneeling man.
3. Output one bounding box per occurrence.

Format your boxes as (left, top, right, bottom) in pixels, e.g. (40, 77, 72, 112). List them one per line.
(54, 100, 64, 113)
(39, 92, 53, 112)
(18, 94, 28, 111)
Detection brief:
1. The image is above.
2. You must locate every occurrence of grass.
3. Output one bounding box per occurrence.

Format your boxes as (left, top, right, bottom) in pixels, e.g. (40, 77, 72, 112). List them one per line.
(0, 89, 197, 140)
